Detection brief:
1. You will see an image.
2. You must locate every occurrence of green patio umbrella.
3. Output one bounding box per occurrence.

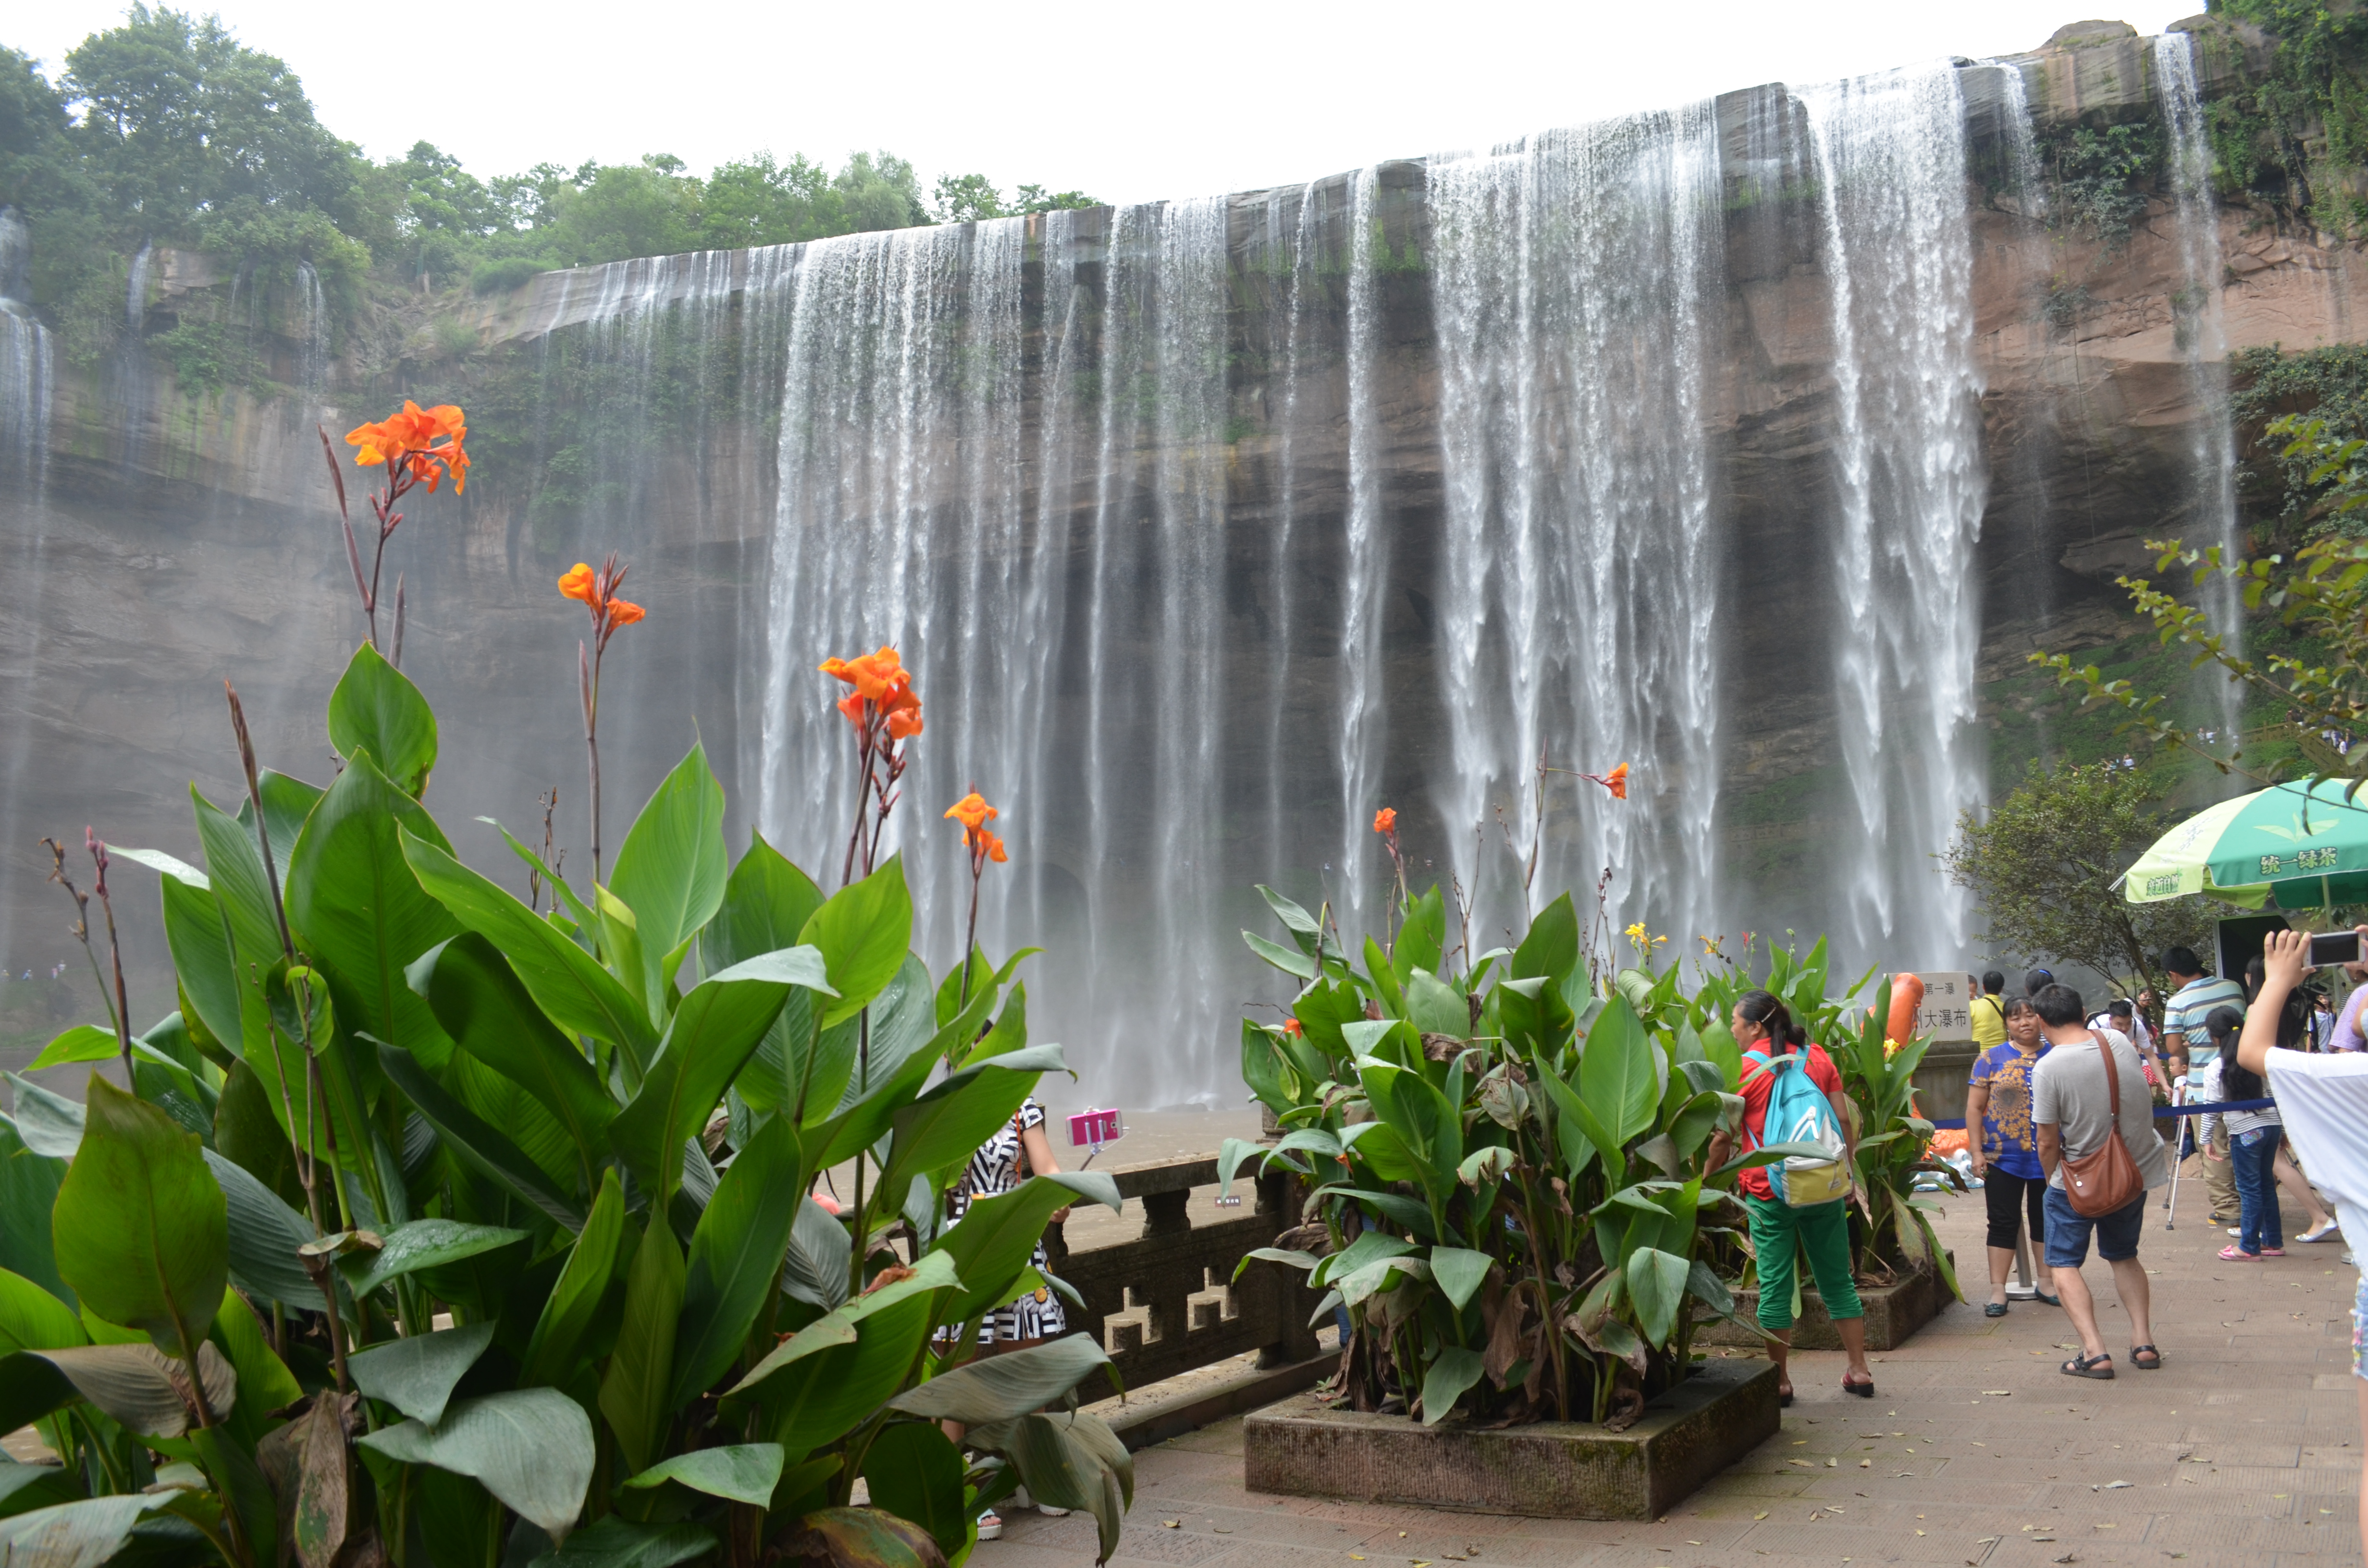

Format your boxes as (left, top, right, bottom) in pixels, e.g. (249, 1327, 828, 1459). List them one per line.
(2123, 777, 2368, 910)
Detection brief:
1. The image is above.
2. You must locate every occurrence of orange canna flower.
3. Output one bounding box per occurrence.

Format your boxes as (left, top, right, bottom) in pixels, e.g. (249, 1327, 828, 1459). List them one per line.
(606, 597, 645, 628)
(558, 556, 646, 646)
(979, 830, 1008, 864)
(820, 646, 922, 741)
(347, 401, 469, 493)
(885, 706, 924, 740)
(559, 563, 596, 603)
(1373, 807, 1397, 835)
(1605, 762, 1629, 800)
(1283, 1017, 1305, 1038)
(945, 793, 998, 831)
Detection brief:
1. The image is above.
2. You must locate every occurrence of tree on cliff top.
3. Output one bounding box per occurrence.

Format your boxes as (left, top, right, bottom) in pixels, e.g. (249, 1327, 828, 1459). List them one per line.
(1943, 760, 2212, 997)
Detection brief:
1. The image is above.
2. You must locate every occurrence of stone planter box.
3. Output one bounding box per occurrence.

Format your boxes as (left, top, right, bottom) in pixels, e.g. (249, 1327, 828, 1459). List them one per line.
(1242, 1358, 1779, 1520)
(1695, 1262, 1949, 1352)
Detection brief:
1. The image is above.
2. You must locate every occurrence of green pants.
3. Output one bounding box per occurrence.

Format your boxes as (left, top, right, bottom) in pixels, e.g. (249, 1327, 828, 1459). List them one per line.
(1745, 1194, 1862, 1331)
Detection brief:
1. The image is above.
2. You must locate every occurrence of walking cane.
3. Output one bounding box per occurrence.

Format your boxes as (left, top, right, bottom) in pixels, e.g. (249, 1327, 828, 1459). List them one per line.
(2162, 1080, 2184, 1231)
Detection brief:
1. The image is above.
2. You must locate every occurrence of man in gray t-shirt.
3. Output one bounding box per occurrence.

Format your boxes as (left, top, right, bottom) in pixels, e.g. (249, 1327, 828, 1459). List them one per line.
(2031, 983, 2169, 1380)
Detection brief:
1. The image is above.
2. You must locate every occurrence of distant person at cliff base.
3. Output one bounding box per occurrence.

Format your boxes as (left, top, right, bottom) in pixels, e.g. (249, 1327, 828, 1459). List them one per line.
(2232, 927, 2368, 1551)
(1968, 995, 2053, 1317)
(2032, 982, 2170, 1380)
(1970, 971, 2009, 1049)
(1702, 990, 1874, 1407)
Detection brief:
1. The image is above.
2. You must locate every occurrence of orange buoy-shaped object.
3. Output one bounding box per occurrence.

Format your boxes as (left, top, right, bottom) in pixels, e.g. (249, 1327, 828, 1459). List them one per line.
(1884, 973, 1925, 1048)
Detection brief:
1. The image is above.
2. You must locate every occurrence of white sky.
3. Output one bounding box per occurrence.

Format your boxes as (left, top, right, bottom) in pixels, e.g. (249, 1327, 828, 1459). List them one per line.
(13, 2, 2197, 208)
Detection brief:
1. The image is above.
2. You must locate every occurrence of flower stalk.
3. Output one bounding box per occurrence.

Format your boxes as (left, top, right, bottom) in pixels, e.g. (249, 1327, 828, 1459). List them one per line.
(559, 557, 645, 883)
(320, 402, 468, 662)
(943, 791, 1007, 1013)
(41, 835, 129, 1077)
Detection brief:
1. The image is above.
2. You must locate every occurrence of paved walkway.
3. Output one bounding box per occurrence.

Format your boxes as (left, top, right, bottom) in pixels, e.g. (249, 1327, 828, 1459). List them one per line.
(982, 1158, 2362, 1568)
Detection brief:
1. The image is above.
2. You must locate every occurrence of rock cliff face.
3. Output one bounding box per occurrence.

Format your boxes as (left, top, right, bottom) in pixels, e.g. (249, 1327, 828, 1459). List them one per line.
(0, 21, 2356, 1096)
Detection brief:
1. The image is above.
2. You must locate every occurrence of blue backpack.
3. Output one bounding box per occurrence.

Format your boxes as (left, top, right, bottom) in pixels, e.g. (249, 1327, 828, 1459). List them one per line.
(1744, 1048, 1852, 1207)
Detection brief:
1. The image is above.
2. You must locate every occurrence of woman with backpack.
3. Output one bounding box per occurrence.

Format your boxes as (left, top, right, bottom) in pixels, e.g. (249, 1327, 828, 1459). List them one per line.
(1704, 990, 1875, 1405)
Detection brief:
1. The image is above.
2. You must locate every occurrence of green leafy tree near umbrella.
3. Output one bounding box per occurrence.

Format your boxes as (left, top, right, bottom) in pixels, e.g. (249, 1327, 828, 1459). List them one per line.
(1941, 760, 2214, 997)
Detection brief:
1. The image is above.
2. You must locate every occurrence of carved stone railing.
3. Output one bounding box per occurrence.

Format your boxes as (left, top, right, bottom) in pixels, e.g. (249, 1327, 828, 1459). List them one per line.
(1041, 1155, 1325, 1402)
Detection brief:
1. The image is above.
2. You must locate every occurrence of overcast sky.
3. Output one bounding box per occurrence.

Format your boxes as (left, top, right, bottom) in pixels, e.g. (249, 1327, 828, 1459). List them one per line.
(13, 2, 2197, 207)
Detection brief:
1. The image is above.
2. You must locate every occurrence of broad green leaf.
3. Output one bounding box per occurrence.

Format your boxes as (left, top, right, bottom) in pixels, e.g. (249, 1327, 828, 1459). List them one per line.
(0, 1352, 74, 1436)
(671, 1114, 803, 1409)
(52, 1079, 226, 1357)
(159, 871, 241, 1056)
(1419, 1345, 1485, 1426)
(0, 1460, 80, 1520)
(6, 1074, 83, 1159)
(926, 1171, 1119, 1328)
(963, 1409, 1132, 1560)
(1256, 885, 1326, 959)
(0, 1118, 68, 1304)
(730, 1251, 960, 1396)
(0, 1495, 173, 1568)
(348, 1321, 495, 1426)
(1578, 994, 1661, 1146)
(0, 1269, 84, 1354)
(1241, 930, 1317, 980)
(621, 1444, 782, 1507)
(796, 856, 913, 1029)
(374, 1042, 587, 1231)
(26, 1026, 119, 1072)
(859, 1422, 966, 1555)
(596, 886, 656, 1034)
(444, 1048, 580, 1198)
(191, 786, 285, 976)
(341, 1219, 528, 1298)
(521, 1169, 626, 1389)
(609, 947, 833, 1203)
(286, 758, 466, 1075)
(1512, 893, 1579, 986)
(1626, 1246, 1691, 1348)
(400, 828, 658, 1064)
(207, 1287, 301, 1448)
(1393, 885, 1447, 980)
(326, 642, 438, 796)
(610, 742, 729, 991)
(409, 933, 615, 1189)
(779, 1197, 849, 1312)
(250, 771, 327, 882)
(358, 1388, 594, 1542)
(524, 1516, 714, 1568)
(886, 1331, 1110, 1425)
(1429, 1247, 1492, 1312)
(284, 755, 461, 1074)
(874, 1044, 1066, 1221)
(202, 1147, 330, 1312)
(702, 832, 825, 976)
(22, 1341, 234, 1437)
(598, 1218, 684, 1476)
(1404, 968, 1469, 1040)
(744, 1294, 931, 1458)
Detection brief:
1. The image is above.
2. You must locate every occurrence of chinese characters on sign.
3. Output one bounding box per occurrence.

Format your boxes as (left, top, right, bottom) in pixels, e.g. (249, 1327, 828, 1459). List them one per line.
(2259, 847, 2342, 877)
(1914, 971, 1974, 1042)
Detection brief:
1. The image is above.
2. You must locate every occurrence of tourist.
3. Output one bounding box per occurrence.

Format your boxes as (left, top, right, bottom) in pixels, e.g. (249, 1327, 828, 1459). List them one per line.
(2023, 967, 2055, 998)
(1966, 995, 2050, 1317)
(2198, 1005, 2290, 1259)
(2327, 949, 2368, 1052)
(2227, 928, 2368, 1550)
(1702, 990, 1874, 1406)
(938, 1097, 1074, 1537)
(2031, 983, 2169, 1379)
(1970, 971, 2009, 1048)
(2160, 945, 2243, 1076)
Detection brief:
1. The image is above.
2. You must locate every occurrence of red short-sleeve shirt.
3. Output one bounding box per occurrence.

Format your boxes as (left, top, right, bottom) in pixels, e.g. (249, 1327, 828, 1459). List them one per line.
(1736, 1043, 1844, 1201)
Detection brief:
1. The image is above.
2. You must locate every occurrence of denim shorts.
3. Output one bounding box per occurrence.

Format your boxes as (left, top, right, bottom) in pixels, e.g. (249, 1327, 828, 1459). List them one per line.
(2043, 1184, 2145, 1268)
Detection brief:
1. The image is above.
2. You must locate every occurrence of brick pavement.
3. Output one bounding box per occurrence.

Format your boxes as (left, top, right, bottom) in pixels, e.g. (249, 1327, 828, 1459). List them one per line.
(980, 1159, 2363, 1567)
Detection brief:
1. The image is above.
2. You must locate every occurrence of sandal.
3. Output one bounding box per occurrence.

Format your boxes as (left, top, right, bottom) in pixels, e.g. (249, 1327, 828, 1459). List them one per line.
(1984, 1301, 2009, 1318)
(2129, 1345, 2163, 1370)
(2260, 1247, 2287, 1258)
(2218, 1245, 2261, 1262)
(2061, 1350, 2114, 1380)
(1842, 1374, 1875, 1398)
(1778, 1386, 1794, 1408)
(975, 1511, 1003, 1542)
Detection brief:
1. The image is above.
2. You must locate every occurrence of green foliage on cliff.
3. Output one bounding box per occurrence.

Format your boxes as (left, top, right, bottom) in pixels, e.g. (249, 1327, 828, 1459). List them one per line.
(2231, 344, 2368, 536)
(2201, 0, 2368, 229)
(0, 7, 1098, 375)
(2044, 121, 2161, 253)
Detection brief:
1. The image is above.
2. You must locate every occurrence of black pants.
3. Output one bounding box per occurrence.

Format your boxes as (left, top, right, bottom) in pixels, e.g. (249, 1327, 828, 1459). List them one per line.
(1984, 1166, 2048, 1252)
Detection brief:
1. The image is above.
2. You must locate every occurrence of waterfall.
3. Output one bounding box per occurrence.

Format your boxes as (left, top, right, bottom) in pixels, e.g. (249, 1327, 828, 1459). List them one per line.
(1428, 105, 1727, 947)
(1335, 168, 1389, 926)
(1800, 63, 1988, 966)
(0, 208, 49, 484)
(2156, 31, 2245, 740)
(294, 260, 330, 392)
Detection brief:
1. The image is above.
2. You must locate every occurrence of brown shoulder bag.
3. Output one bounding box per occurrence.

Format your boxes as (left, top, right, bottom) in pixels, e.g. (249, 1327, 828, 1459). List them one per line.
(2060, 1031, 2144, 1218)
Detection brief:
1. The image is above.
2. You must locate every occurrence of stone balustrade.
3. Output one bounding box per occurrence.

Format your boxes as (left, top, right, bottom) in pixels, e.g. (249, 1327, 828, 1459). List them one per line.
(1041, 1154, 1325, 1402)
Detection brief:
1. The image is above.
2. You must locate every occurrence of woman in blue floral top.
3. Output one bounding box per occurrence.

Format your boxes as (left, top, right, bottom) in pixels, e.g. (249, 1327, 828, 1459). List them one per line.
(1967, 994, 2051, 1316)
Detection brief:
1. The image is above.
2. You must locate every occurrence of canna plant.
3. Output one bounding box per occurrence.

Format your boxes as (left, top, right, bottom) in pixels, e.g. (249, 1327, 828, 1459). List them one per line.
(0, 410, 1134, 1568)
(1225, 881, 1954, 1432)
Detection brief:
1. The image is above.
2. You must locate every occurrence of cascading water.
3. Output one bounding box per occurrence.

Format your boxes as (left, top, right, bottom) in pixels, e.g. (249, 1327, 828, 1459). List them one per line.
(2156, 31, 2246, 740)
(0, 206, 50, 484)
(1799, 64, 1989, 966)
(1427, 107, 1727, 948)
(294, 260, 330, 394)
